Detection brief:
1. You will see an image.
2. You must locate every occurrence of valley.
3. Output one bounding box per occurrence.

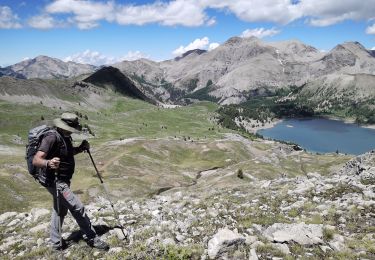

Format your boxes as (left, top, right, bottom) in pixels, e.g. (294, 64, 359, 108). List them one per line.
(0, 35, 374, 259)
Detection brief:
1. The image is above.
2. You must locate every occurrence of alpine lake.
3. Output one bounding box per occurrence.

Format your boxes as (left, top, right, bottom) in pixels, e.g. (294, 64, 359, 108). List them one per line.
(258, 117, 375, 155)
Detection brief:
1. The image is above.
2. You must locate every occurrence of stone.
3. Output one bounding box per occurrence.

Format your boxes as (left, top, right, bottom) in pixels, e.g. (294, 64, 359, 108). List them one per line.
(208, 208, 218, 218)
(261, 180, 271, 188)
(175, 234, 185, 242)
(320, 245, 332, 253)
(328, 234, 346, 251)
(363, 189, 375, 199)
(249, 248, 259, 260)
(0, 239, 20, 251)
(31, 208, 50, 222)
(250, 241, 265, 250)
(37, 238, 43, 247)
(110, 228, 127, 240)
(7, 219, 21, 227)
(162, 238, 175, 246)
(273, 243, 290, 254)
(207, 228, 245, 259)
(245, 235, 258, 245)
(288, 179, 315, 195)
(263, 223, 323, 245)
(109, 247, 122, 254)
(29, 223, 49, 233)
(0, 212, 18, 224)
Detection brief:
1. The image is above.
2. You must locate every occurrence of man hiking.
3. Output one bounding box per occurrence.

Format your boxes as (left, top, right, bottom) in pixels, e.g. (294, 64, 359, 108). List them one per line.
(32, 113, 109, 251)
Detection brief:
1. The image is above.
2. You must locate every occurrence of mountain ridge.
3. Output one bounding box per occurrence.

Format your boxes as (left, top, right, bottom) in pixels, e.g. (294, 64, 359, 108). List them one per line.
(1, 37, 375, 108)
(3, 55, 97, 79)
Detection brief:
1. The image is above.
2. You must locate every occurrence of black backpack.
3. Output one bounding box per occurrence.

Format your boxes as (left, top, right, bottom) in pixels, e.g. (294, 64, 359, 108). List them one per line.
(25, 125, 60, 179)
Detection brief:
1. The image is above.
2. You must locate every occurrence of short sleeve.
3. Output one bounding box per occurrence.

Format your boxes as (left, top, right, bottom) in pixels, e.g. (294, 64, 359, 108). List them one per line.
(38, 134, 57, 154)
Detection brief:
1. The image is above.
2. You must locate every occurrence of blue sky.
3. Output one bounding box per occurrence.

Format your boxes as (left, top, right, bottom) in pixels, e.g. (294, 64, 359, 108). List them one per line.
(1, 0, 375, 66)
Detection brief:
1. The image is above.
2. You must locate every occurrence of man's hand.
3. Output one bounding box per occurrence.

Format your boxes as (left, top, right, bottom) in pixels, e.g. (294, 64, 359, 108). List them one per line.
(48, 157, 60, 169)
(79, 140, 90, 152)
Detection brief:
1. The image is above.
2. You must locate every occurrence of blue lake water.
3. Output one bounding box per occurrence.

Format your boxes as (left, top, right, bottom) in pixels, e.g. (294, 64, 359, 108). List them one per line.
(258, 118, 375, 155)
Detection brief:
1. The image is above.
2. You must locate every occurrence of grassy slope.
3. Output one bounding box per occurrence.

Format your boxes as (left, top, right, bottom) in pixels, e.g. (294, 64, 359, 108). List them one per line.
(0, 87, 353, 214)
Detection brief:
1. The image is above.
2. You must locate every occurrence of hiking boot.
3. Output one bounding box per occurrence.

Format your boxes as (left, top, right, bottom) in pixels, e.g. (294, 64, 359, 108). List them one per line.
(51, 239, 71, 251)
(87, 237, 109, 250)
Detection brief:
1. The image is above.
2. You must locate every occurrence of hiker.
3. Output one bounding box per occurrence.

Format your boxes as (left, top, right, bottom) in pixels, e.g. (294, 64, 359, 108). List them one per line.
(32, 113, 109, 251)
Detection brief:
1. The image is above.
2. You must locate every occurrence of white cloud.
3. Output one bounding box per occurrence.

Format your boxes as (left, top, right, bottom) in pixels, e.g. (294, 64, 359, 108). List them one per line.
(299, 0, 375, 26)
(120, 51, 150, 61)
(241, 27, 280, 39)
(115, 1, 208, 27)
(172, 37, 220, 56)
(0, 6, 22, 29)
(172, 37, 210, 56)
(46, 0, 114, 29)
(8, 0, 375, 32)
(371, 46, 375, 50)
(209, 42, 220, 51)
(206, 18, 217, 26)
(64, 50, 149, 66)
(366, 23, 375, 34)
(45, 0, 210, 29)
(202, 0, 301, 24)
(28, 15, 61, 29)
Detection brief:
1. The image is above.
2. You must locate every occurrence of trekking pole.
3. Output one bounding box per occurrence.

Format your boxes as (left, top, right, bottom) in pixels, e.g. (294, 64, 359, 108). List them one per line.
(87, 149, 127, 240)
(55, 172, 64, 259)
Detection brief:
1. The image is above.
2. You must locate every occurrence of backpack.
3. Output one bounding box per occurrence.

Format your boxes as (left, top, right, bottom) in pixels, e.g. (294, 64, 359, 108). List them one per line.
(25, 125, 60, 179)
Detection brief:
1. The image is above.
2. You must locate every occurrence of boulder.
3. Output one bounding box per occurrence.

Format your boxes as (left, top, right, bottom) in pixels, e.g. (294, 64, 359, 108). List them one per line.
(249, 248, 259, 260)
(7, 219, 21, 227)
(31, 208, 50, 221)
(109, 247, 123, 254)
(29, 223, 49, 233)
(207, 228, 245, 259)
(0, 212, 18, 224)
(263, 223, 323, 245)
(273, 243, 290, 254)
(328, 234, 346, 251)
(110, 228, 128, 240)
(288, 179, 315, 195)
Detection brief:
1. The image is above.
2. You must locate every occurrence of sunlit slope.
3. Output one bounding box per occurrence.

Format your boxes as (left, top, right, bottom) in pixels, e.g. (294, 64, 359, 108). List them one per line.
(0, 91, 351, 213)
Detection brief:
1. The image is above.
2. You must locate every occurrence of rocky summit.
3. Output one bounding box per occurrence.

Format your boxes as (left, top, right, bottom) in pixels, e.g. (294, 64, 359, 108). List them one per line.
(1, 148, 374, 259)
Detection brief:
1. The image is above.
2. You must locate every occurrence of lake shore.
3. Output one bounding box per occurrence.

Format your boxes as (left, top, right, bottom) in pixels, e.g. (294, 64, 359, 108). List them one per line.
(257, 117, 375, 155)
(320, 115, 375, 130)
(235, 118, 283, 134)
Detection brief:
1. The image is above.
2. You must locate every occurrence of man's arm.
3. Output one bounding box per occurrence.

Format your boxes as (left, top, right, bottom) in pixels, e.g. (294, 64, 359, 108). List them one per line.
(33, 151, 60, 169)
(73, 140, 90, 155)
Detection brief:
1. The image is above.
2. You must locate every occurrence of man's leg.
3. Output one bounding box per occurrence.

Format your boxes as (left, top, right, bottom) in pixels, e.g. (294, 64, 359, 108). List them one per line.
(58, 182, 109, 250)
(46, 184, 68, 247)
(57, 181, 97, 240)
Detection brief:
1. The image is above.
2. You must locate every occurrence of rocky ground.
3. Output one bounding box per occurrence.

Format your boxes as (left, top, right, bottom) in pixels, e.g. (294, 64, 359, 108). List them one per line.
(0, 148, 374, 259)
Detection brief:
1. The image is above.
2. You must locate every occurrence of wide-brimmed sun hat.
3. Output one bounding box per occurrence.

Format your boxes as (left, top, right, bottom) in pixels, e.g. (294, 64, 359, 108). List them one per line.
(53, 113, 82, 133)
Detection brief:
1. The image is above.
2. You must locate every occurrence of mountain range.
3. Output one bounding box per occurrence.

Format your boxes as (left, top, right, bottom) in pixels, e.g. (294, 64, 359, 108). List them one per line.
(0, 55, 96, 79)
(1, 37, 375, 107)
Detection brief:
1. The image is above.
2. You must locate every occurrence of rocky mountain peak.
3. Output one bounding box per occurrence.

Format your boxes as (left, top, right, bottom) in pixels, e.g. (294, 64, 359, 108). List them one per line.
(174, 49, 207, 61)
(331, 41, 369, 55)
(3, 55, 96, 79)
(223, 36, 244, 46)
